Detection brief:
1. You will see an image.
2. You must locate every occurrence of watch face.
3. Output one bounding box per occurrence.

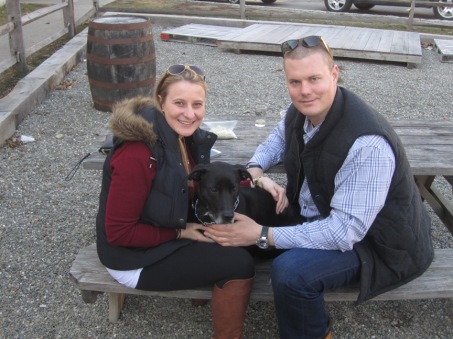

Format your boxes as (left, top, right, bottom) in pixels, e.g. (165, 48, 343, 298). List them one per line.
(257, 239, 269, 249)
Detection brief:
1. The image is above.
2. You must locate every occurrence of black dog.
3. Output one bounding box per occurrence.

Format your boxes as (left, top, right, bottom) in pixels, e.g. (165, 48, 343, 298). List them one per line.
(187, 161, 300, 226)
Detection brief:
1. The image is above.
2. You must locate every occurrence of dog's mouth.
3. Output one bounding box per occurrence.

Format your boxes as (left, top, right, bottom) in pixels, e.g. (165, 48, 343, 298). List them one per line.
(211, 214, 234, 225)
(193, 198, 238, 225)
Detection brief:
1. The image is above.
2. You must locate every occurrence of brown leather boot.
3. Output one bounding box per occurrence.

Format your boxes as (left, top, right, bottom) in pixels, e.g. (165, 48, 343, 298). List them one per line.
(211, 277, 254, 339)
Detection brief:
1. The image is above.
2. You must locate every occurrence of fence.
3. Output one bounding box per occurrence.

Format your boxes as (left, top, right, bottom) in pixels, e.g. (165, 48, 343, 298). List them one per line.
(0, 0, 77, 74)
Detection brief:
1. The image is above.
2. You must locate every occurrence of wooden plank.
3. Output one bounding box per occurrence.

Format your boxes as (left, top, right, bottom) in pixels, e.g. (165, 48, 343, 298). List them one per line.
(434, 39, 453, 63)
(70, 244, 453, 302)
(240, 24, 288, 43)
(333, 28, 364, 50)
(21, 2, 67, 26)
(276, 26, 321, 44)
(0, 21, 14, 36)
(160, 24, 242, 46)
(390, 30, 409, 55)
(399, 135, 453, 145)
(261, 25, 303, 45)
(343, 29, 373, 51)
(407, 32, 423, 56)
(226, 24, 268, 42)
(364, 30, 384, 52)
(376, 30, 395, 53)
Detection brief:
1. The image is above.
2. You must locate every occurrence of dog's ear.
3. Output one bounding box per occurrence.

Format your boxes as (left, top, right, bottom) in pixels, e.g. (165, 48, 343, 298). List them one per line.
(188, 164, 209, 181)
(234, 164, 253, 181)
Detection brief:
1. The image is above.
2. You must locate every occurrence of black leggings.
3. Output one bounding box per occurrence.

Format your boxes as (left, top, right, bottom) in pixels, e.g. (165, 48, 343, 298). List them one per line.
(136, 242, 255, 291)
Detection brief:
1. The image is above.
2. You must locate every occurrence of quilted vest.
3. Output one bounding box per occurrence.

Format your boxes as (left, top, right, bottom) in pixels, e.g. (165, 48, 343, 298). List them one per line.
(283, 87, 433, 303)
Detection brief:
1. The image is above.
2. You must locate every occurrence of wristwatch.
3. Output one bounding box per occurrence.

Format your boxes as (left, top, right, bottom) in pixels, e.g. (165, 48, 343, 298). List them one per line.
(256, 226, 269, 249)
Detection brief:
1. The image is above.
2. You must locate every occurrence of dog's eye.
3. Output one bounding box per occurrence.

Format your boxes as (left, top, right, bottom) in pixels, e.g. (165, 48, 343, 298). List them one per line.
(210, 187, 218, 193)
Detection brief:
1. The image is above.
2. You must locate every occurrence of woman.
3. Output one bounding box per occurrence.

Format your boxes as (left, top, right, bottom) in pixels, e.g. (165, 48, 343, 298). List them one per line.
(96, 64, 255, 338)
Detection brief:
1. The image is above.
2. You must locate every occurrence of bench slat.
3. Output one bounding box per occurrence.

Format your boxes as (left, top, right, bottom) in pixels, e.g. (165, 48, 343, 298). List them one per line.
(70, 244, 453, 302)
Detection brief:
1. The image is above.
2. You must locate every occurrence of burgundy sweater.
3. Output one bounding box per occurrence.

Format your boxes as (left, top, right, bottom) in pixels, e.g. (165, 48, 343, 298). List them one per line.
(105, 141, 177, 247)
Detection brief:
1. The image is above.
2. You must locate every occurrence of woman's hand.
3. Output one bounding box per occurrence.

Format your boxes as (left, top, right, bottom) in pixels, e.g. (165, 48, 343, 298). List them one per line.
(256, 176, 289, 214)
(180, 223, 214, 242)
(202, 213, 262, 247)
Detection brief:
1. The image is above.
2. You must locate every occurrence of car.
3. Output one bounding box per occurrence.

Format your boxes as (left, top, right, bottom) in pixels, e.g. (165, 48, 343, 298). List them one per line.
(324, 0, 453, 20)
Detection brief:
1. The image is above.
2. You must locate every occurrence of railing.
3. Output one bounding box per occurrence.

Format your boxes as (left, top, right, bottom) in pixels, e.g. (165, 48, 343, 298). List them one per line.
(0, 0, 76, 74)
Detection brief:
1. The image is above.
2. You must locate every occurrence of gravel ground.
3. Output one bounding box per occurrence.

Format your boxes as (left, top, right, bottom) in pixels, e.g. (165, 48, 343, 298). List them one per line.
(1, 23, 453, 338)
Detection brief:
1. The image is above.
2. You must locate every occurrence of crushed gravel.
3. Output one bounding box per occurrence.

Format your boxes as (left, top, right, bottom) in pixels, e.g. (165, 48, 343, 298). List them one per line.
(1, 22, 452, 338)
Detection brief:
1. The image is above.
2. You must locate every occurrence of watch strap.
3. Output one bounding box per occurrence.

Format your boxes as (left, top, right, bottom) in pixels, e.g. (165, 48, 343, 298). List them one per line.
(260, 226, 269, 239)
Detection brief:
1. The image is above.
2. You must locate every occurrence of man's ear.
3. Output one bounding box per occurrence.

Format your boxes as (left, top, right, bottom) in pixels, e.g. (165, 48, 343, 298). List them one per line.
(188, 164, 209, 181)
(332, 64, 340, 83)
(234, 164, 253, 181)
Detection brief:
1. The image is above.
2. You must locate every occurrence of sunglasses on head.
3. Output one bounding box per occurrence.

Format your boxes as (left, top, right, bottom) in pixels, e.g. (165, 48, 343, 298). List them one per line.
(281, 36, 333, 59)
(166, 64, 206, 80)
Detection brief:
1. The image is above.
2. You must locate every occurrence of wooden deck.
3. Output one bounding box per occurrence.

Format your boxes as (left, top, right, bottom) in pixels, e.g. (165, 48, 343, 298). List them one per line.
(434, 38, 453, 63)
(160, 23, 422, 67)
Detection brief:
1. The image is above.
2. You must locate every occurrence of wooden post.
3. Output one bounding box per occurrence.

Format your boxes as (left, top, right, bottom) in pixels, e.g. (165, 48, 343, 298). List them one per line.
(407, 0, 416, 31)
(64, 0, 76, 37)
(240, 0, 246, 20)
(6, 0, 27, 72)
(93, 0, 100, 17)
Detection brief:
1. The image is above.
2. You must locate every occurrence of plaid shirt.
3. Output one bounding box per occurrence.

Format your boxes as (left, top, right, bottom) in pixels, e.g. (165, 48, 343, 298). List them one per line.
(249, 115, 395, 251)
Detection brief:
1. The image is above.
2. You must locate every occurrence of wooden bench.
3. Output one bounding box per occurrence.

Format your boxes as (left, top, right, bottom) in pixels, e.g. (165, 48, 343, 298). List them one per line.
(70, 244, 453, 323)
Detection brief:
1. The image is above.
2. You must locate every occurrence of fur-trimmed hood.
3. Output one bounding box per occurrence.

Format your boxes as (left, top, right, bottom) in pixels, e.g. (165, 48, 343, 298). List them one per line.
(109, 96, 158, 144)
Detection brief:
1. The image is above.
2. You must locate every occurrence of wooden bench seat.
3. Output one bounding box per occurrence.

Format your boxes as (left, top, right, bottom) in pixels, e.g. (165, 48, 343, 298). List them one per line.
(69, 244, 453, 323)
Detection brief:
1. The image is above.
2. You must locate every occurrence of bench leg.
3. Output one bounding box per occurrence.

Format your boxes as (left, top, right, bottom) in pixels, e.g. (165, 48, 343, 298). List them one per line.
(108, 293, 125, 323)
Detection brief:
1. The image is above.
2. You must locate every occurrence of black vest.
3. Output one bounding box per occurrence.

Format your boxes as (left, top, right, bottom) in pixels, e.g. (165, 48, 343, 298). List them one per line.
(283, 87, 433, 303)
(96, 107, 216, 270)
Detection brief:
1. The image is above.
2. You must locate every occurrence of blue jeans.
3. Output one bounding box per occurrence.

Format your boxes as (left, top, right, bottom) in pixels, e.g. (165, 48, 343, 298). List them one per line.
(271, 248, 361, 339)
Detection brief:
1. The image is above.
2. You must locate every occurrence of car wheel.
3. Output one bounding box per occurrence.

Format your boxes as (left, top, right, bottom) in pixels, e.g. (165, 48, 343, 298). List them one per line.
(354, 3, 375, 10)
(261, 0, 277, 3)
(324, 0, 353, 12)
(433, 0, 453, 20)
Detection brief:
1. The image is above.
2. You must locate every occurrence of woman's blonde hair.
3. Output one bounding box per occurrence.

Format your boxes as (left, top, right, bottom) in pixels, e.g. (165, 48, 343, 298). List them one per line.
(153, 66, 207, 112)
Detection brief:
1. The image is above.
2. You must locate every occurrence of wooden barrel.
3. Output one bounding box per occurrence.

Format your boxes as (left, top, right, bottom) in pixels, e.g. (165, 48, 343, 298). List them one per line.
(86, 16, 156, 112)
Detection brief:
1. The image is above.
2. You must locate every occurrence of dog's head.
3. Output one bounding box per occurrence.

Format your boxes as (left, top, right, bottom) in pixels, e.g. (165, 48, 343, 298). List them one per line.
(188, 162, 252, 224)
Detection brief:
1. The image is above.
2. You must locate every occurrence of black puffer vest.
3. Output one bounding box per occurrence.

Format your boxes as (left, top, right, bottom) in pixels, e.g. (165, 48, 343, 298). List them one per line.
(96, 98, 216, 270)
(283, 87, 433, 303)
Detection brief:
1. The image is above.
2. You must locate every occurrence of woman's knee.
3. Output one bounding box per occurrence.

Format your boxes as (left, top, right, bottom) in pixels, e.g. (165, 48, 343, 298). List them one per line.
(220, 247, 255, 281)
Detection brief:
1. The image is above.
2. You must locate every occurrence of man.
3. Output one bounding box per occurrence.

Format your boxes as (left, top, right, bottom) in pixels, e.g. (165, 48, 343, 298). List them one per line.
(203, 36, 434, 339)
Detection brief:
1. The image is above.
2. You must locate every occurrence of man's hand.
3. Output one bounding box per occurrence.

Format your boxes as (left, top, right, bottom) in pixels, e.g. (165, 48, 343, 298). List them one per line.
(256, 177, 289, 214)
(202, 213, 262, 247)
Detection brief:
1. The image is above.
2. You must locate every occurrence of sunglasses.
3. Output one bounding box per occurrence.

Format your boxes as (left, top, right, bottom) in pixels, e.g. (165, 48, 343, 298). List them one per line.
(281, 36, 333, 59)
(166, 64, 206, 80)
